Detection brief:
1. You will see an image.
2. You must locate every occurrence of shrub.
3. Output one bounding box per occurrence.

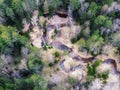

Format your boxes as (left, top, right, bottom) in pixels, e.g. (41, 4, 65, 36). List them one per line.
(54, 29, 58, 34)
(92, 60, 102, 70)
(84, 60, 109, 88)
(77, 38, 86, 50)
(67, 76, 77, 86)
(43, 45, 53, 50)
(87, 60, 102, 77)
(53, 51, 60, 57)
(43, 45, 48, 50)
(51, 34, 55, 39)
(71, 37, 77, 44)
(83, 75, 94, 88)
(29, 74, 48, 90)
(54, 59, 59, 64)
(97, 71, 109, 80)
(28, 55, 44, 72)
(48, 62, 54, 67)
(71, 32, 81, 44)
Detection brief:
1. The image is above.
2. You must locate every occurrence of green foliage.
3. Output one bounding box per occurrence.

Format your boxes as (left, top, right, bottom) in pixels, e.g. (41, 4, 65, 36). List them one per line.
(92, 60, 102, 69)
(0, 76, 14, 90)
(48, 62, 54, 67)
(14, 56, 22, 64)
(101, 0, 113, 5)
(0, 0, 42, 28)
(87, 60, 102, 77)
(79, 11, 87, 24)
(108, 10, 120, 19)
(111, 33, 120, 53)
(29, 46, 40, 55)
(87, 30, 104, 56)
(48, 51, 60, 67)
(87, 63, 95, 76)
(43, 45, 48, 50)
(54, 59, 59, 64)
(71, 30, 104, 55)
(0, 0, 4, 3)
(73, 8, 87, 24)
(0, 86, 4, 90)
(11, 0, 24, 17)
(23, 0, 36, 14)
(84, 60, 109, 88)
(97, 71, 109, 80)
(51, 34, 55, 39)
(53, 51, 60, 57)
(101, 71, 109, 79)
(69, 0, 82, 23)
(43, 44, 53, 50)
(87, 2, 100, 20)
(70, 0, 80, 11)
(83, 75, 94, 88)
(108, 11, 116, 17)
(0, 74, 48, 90)
(94, 15, 112, 29)
(51, 29, 58, 39)
(67, 76, 77, 86)
(54, 29, 58, 34)
(14, 78, 33, 90)
(71, 37, 78, 44)
(49, 0, 70, 11)
(5, 7, 15, 20)
(115, 11, 120, 18)
(107, 9, 119, 19)
(0, 24, 28, 55)
(62, 0, 70, 10)
(49, 0, 62, 10)
(29, 74, 48, 90)
(71, 32, 81, 44)
(77, 38, 86, 50)
(28, 55, 44, 72)
(77, 38, 88, 52)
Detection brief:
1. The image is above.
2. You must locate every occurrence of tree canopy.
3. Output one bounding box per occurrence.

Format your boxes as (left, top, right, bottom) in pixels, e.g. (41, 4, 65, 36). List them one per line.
(0, 24, 28, 55)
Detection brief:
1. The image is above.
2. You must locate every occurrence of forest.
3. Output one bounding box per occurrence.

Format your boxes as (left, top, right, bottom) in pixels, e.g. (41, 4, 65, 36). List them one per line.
(0, 0, 120, 90)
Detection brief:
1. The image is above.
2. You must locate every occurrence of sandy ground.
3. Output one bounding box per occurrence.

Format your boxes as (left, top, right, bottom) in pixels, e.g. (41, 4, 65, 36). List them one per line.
(29, 14, 120, 90)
